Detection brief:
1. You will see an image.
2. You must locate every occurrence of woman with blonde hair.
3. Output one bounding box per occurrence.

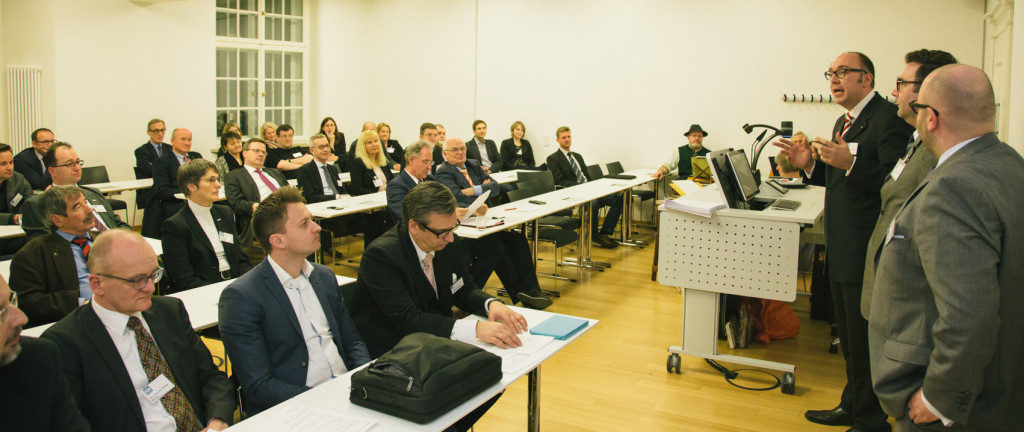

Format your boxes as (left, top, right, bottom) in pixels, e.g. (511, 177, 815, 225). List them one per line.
(259, 121, 278, 147)
(348, 129, 395, 247)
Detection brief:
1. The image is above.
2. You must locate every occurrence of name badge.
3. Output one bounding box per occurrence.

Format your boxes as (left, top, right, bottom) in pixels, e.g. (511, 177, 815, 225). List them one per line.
(373, 177, 383, 187)
(292, 152, 303, 158)
(218, 231, 234, 244)
(885, 218, 905, 246)
(336, 179, 346, 187)
(451, 275, 464, 293)
(847, 142, 859, 156)
(387, 147, 395, 153)
(889, 158, 907, 182)
(93, 205, 107, 213)
(10, 193, 22, 207)
(142, 374, 174, 403)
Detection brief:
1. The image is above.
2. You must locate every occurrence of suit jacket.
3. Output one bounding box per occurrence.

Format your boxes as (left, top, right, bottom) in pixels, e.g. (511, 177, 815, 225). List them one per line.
(860, 137, 936, 318)
(500, 138, 535, 169)
(383, 140, 405, 169)
(218, 259, 370, 415)
(546, 148, 593, 188)
(134, 141, 172, 209)
(224, 166, 287, 246)
(869, 133, 1024, 429)
(21, 186, 131, 240)
(0, 172, 32, 224)
(434, 160, 501, 207)
(350, 224, 493, 358)
(431, 145, 445, 174)
(807, 92, 913, 283)
(161, 203, 252, 293)
(347, 157, 394, 196)
(41, 297, 235, 432)
(385, 170, 431, 222)
(295, 161, 347, 204)
(13, 148, 51, 190)
(465, 138, 502, 172)
(151, 150, 203, 217)
(0, 337, 91, 432)
(9, 232, 82, 327)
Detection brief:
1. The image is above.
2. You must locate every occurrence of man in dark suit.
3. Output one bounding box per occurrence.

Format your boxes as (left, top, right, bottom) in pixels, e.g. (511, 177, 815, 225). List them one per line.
(42, 229, 235, 431)
(13, 128, 54, 190)
(653, 124, 712, 180)
(546, 126, 621, 249)
(20, 143, 131, 240)
(11, 185, 100, 327)
(775, 52, 913, 432)
(295, 133, 360, 253)
(466, 120, 502, 173)
(219, 186, 370, 415)
(0, 143, 33, 254)
(134, 118, 172, 213)
(224, 138, 287, 247)
(144, 128, 203, 238)
(161, 159, 252, 293)
(870, 64, 1024, 432)
(861, 49, 957, 320)
(0, 276, 91, 432)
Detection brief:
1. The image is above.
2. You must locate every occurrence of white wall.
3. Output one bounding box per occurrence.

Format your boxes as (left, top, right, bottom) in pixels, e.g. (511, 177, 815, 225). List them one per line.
(0, 0, 58, 147)
(1007, 2, 1024, 153)
(309, 0, 369, 140)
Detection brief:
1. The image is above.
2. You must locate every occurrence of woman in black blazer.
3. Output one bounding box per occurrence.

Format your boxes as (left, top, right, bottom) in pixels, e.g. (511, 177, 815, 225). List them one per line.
(376, 122, 404, 170)
(349, 129, 395, 248)
(320, 116, 348, 170)
(500, 120, 536, 169)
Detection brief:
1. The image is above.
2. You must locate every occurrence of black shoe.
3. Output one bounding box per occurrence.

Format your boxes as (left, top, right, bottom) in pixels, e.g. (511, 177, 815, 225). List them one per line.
(517, 292, 553, 310)
(593, 233, 618, 249)
(804, 406, 853, 426)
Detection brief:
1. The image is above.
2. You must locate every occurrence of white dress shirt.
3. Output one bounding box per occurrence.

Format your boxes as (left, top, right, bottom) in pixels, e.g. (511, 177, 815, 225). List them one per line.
(244, 165, 280, 201)
(473, 138, 493, 169)
(315, 160, 338, 196)
(187, 200, 230, 272)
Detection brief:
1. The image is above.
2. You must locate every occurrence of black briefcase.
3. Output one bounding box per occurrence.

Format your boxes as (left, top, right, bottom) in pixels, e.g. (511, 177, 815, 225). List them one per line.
(349, 332, 502, 424)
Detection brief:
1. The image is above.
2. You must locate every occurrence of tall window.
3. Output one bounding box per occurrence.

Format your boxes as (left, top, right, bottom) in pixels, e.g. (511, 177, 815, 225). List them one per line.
(215, 0, 306, 139)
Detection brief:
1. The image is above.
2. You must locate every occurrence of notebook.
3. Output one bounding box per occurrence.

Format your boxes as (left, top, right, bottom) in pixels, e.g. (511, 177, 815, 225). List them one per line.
(530, 315, 589, 340)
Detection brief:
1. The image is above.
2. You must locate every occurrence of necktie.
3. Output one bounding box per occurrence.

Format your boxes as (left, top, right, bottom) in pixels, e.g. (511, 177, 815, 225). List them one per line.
(183, 155, 190, 164)
(422, 253, 437, 297)
(71, 235, 91, 261)
(255, 169, 278, 192)
(322, 166, 338, 194)
(460, 168, 474, 186)
(841, 113, 854, 138)
(126, 317, 203, 432)
(568, 152, 586, 184)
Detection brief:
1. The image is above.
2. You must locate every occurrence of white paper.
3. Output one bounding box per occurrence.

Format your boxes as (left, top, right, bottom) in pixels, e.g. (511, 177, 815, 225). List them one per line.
(253, 406, 375, 432)
(467, 332, 555, 374)
(461, 190, 491, 222)
(671, 180, 702, 195)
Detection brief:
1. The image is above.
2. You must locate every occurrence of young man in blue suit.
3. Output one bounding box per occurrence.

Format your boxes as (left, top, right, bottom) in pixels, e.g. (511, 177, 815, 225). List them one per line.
(218, 186, 370, 415)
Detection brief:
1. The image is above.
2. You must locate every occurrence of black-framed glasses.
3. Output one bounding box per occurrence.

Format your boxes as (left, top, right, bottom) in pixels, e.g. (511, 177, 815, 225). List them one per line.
(908, 100, 939, 117)
(54, 159, 85, 169)
(0, 291, 18, 325)
(148, 128, 166, 133)
(896, 78, 922, 91)
(824, 68, 868, 80)
(419, 219, 461, 238)
(97, 268, 164, 290)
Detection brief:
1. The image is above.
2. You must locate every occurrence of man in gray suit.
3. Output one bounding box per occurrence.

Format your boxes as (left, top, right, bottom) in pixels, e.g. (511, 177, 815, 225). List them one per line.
(870, 64, 1024, 431)
(860, 49, 957, 319)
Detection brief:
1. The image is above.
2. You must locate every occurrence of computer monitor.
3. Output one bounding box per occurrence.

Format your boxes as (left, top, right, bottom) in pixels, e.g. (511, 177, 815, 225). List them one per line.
(707, 149, 743, 209)
(726, 150, 760, 202)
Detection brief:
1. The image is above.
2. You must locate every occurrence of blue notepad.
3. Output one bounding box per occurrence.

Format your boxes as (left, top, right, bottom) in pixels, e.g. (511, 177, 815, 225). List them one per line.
(530, 315, 589, 340)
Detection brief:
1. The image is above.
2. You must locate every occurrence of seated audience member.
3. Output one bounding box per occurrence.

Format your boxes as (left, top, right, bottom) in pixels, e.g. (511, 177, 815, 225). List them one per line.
(466, 120, 502, 173)
(259, 121, 278, 146)
(319, 116, 347, 170)
(268, 124, 315, 180)
(134, 119, 172, 212)
(348, 129, 395, 248)
(42, 229, 235, 431)
(12, 186, 100, 327)
(351, 181, 529, 431)
(296, 133, 360, 252)
(145, 128, 203, 238)
(21, 143, 130, 240)
(775, 153, 802, 178)
(215, 131, 244, 179)
(436, 124, 447, 146)
(14, 128, 54, 190)
(652, 124, 712, 180)
(378, 122, 403, 170)
(161, 159, 252, 293)
(0, 276, 91, 432)
(221, 121, 242, 143)
(435, 138, 501, 206)
(219, 187, 370, 415)
(0, 143, 33, 254)
(415, 123, 444, 172)
(545, 126, 621, 248)
(224, 138, 287, 247)
(500, 120, 536, 169)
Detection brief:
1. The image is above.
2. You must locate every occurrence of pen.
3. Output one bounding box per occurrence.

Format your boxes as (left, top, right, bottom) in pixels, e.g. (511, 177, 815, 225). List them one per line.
(505, 208, 517, 211)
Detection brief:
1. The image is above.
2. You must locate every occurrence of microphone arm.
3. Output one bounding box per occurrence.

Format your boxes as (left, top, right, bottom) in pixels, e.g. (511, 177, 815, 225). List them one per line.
(742, 121, 792, 184)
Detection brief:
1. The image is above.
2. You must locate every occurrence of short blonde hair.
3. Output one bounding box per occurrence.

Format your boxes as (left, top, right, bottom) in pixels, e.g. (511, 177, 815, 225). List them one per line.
(510, 121, 526, 136)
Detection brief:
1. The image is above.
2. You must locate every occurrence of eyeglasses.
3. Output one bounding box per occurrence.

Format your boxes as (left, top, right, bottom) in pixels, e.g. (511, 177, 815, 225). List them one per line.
(96, 268, 164, 290)
(908, 100, 939, 117)
(418, 219, 461, 238)
(445, 147, 466, 154)
(0, 291, 18, 325)
(824, 68, 868, 80)
(54, 159, 85, 169)
(416, 158, 434, 166)
(200, 176, 221, 184)
(896, 78, 921, 91)
(148, 128, 166, 133)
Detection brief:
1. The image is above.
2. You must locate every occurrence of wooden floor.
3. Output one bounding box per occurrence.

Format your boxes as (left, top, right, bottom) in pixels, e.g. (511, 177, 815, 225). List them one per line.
(325, 226, 848, 431)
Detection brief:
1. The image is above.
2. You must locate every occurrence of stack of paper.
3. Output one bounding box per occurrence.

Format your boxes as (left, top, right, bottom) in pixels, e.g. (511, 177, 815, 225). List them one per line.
(663, 197, 726, 217)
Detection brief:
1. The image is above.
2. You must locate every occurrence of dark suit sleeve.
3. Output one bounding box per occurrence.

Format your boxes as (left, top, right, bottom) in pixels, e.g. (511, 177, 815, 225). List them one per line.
(135, 145, 156, 178)
(296, 164, 333, 204)
(348, 161, 377, 196)
(163, 300, 236, 425)
(500, 140, 516, 170)
(18, 195, 48, 239)
(14, 151, 49, 190)
(40, 324, 89, 422)
(151, 156, 179, 201)
(846, 117, 914, 193)
(35, 338, 92, 432)
(487, 141, 502, 172)
(546, 152, 575, 188)
(161, 215, 207, 290)
(10, 238, 77, 325)
(432, 146, 445, 173)
(389, 141, 405, 169)
(523, 141, 535, 167)
(385, 177, 408, 223)
(225, 170, 257, 216)
(0, 174, 32, 224)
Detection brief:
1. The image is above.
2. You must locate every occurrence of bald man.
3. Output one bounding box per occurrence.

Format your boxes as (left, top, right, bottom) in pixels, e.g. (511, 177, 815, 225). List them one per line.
(870, 65, 1024, 431)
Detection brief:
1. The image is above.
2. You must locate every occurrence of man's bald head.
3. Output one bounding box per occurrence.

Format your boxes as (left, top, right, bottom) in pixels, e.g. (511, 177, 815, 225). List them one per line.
(920, 65, 995, 136)
(443, 137, 464, 151)
(88, 229, 151, 274)
(362, 122, 376, 132)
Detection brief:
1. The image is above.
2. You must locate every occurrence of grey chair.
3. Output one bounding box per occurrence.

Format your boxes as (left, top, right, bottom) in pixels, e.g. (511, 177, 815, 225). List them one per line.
(81, 166, 131, 223)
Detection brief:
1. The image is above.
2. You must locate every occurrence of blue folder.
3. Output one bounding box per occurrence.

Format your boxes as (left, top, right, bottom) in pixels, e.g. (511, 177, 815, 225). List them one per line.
(530, 315, 589, 340)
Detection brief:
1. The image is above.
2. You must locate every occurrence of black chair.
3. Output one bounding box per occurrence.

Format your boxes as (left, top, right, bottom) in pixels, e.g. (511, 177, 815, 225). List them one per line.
(515, 171, 581, 230)
(81, 166, 130, 223)
(607, 161, 656, 227)
(133, 166, 148, 210)
(506, 185, 579, 286)
(585, 164, 604, 180)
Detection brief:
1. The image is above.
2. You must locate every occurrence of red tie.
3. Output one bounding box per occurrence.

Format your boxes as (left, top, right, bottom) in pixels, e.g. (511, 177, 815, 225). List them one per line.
(255, 169, 279, 192)
(460, 168, 474, 186)
(71, 235, 91, 261)
(841, 113, 854, 138)
(183, 155, 190, 163)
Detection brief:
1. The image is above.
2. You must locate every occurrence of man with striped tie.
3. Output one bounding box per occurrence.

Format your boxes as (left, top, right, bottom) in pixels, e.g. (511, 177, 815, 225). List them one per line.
(546, 126, 621, 248)
(224, 138, 288, 247)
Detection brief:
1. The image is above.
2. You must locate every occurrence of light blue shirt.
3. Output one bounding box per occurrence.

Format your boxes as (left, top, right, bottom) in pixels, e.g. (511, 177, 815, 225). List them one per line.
(149, 141, 163, 157)
(56, 230, 92, 303)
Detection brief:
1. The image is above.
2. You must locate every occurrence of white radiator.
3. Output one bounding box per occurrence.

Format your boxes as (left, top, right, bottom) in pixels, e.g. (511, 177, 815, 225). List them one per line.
(6, 65, 43, 152)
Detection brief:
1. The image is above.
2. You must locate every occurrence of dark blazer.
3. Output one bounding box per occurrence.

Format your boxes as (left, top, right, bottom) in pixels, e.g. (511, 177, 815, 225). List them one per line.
(347, 157, 394, 196)
(9, 232, 82, 327)
(546, 148, 593, 188)
(329, 132, 348, 165)
(295, 161, 347, 204)
(807, 92, 914, 283)
(869, 133, 1024, 429)
(0, 337, 91, 432)
(161, 203, 252, 293)
(350, 224, 493, 357)
(41, 297, 236, 432)
(21, 186, 131, 240)
(151, 150, 204, 218)
(134, 141, 172, 209)
(385, 170, 432, 222)
(431, 145, 445, 174)
(465, 138, 502, 172)
(500, 138, 535, 169)
(224, 166, 287, 246)
(434, 160, 501, 207)
(384, 140, 405, 168)
(218, 259, 370, 415)
(0, 172, 32, 224)
(13, 148, 51, 190)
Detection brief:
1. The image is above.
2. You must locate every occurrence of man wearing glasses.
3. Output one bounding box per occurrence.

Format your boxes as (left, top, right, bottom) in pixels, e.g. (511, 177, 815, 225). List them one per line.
(295, 133, 358, 255)
(20, 142, 130, 240)
(145, 128, 204, 238)
(13, 127, 54, 190)
(134, 118, 173, 217)
(224, 138, 288, 247)
(775, 52, 913, 432)
(42, 229, 235, 431)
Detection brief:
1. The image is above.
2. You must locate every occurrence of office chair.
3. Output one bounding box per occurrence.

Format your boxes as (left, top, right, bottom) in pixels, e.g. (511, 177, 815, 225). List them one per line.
(507, 183, 580, 288)
(81, 166, 131, 223)
(607, 161, 656, 228)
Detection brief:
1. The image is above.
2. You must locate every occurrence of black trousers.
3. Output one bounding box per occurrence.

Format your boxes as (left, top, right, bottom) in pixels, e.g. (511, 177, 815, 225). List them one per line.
(462, 231, 540, 304)
(831, 277, 890, 432)
(592, 194, 623, 236)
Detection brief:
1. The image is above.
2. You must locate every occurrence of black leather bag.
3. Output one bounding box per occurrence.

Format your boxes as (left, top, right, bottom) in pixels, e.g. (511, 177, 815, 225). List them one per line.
(349, 332, 502, 424)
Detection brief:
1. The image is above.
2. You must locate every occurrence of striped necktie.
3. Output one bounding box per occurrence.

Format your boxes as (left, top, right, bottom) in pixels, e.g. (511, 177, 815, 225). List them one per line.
(460, 168, 474, 186)
(126, 317, 203, 432)
(568, 153, 586, 184)
(841, 113, 854, 138)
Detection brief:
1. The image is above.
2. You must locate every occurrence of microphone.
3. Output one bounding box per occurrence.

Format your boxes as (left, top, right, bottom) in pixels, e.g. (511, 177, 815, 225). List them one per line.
(780, 121, 793, 138)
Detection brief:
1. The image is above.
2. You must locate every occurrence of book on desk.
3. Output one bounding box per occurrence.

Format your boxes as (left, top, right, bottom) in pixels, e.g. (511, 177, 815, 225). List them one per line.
(530, 315, 589, 340)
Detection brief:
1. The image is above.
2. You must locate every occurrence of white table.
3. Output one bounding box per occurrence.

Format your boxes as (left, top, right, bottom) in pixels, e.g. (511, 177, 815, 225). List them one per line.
(82, 178, 153, 194)
(0, 225, 25, 239)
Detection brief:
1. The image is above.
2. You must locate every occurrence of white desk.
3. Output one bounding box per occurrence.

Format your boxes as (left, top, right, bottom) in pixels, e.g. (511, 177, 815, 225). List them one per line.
(83, 178, 153, 194)
(0, 225, 25, 239)
(224, 307, 597, 432)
